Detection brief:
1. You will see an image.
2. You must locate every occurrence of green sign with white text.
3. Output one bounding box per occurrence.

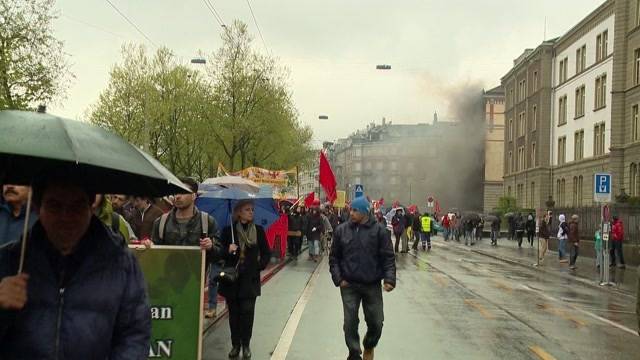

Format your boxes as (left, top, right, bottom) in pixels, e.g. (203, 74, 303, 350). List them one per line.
(131, 245, 205, 360)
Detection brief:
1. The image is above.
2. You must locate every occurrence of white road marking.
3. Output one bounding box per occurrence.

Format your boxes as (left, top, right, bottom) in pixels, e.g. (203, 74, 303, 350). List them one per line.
(520, 284, 639, 337)
(271, 258, 327, 360)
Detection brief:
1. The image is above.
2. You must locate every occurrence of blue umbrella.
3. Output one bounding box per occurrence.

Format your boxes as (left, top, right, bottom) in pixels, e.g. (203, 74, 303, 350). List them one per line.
(195, 188, 280, 230)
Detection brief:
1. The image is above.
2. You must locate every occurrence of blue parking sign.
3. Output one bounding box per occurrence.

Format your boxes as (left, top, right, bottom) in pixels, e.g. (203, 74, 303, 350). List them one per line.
(354, 184, 364, 198)
(594, 173, 611, 203)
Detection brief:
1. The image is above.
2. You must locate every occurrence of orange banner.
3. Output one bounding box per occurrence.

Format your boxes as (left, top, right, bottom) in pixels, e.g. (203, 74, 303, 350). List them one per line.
(217, 163, 296, 186)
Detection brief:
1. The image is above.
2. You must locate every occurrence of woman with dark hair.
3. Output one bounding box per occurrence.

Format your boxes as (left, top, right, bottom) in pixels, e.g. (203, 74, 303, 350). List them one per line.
(218, 200, 271, 359)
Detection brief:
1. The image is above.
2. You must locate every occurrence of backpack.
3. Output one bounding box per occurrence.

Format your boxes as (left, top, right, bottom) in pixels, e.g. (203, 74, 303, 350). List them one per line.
(158, 211, 209, 240)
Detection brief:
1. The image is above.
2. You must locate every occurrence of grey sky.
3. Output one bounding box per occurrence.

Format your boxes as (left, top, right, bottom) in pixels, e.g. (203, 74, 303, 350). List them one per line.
(50, 0, 604, 145)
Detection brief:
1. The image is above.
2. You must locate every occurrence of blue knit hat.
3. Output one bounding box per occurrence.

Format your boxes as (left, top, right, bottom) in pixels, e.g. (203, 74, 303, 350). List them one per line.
(351, 196, 371, 214)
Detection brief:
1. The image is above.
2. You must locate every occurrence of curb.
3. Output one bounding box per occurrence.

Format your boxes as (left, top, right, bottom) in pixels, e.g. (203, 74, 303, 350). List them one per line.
(203, 246, 309, 332)
(434, 240, 636, 298)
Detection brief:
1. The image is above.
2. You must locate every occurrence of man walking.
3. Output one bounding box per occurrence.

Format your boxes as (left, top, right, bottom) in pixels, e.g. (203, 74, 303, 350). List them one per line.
(0, 172, 150, 359)
(538, 211, 552, 264)
(490, 216, 500, 246)
(330, 196, 396, 360)
(149, 178, 221, 318)
(568, 214, 580, 270)
(611, 215, 626, 269)
(419, 212, 432, 251)
(0, 185, 37, 246)
(557, 214, 569, 263)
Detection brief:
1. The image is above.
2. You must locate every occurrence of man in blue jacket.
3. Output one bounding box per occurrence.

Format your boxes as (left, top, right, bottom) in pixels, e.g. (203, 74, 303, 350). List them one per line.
(330, 196, 396, 360)
(0, 184, 38, 246)
(0, 173, 151, 359)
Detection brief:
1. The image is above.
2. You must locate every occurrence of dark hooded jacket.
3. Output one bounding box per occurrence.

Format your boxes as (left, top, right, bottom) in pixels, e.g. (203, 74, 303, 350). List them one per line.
(0, 217, 150, 359)
(329, 216, 396, 287)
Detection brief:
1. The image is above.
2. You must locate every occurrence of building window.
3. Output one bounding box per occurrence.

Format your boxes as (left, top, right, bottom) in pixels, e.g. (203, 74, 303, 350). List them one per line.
(594, 123, 606, 156)
(532, 105, 537, 131)
(574, 130, 584, 161)
(518, 112, 526, 137)
(595, 74, 607, 110)
(518, 80, 527, 101)
(556, 179, 561, 206)
(517, 184, 524, 207)
(575, 85, 585, 118)
(559, 95, 567, 125)
(558, 136, 567, 165)
(561, 178, 566, 206)
(630, 163, 638, 196)
(508, 151, 513, 173)
(530, 182, 536, 208)
(572, 176, 583, 207)
(509, 118, 514, 141)
(509, 88, 514, 107)
(576, 45, 586, 73)
(596, 30, 608, 62)
(634, 49, 640, 86)
(531, 142, 536, 167)
(633, 105, 639, 142)
(507, 186, 512, 197)
(559, 57, 568, 83)
(517, 146, 525, 171)
(533, 71, 539, 92)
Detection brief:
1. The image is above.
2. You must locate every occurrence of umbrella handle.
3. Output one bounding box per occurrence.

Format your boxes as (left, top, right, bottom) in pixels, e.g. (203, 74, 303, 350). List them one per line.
(18, 188, 33, 274)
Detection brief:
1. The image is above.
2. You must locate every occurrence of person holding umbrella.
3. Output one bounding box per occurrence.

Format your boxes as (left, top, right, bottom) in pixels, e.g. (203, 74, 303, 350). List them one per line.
(0, 172, 151, 359)
(218, 200, 271, 359)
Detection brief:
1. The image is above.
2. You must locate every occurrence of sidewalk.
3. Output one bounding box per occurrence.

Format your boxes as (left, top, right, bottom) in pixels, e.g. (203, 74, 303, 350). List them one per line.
(431, 234, 639, 296)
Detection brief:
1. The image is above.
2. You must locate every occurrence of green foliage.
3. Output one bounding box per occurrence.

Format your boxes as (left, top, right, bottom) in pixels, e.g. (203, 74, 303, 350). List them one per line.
(493, 196, 519, 217)
(88, 21, 313, 180)
(0, 0, 72, 110)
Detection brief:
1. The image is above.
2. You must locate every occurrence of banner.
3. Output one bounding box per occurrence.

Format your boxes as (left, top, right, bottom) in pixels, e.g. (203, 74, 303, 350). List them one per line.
(217, 163, 296, 186)
(334, 190, 346, 208)
(130, 245, 205, 360)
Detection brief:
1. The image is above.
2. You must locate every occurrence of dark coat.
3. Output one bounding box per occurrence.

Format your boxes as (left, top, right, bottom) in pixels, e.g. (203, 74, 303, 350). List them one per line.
(0, 203, 38, 246)
(218, 223, 271, 300)
(539, 219, 551, 239)
(329, 217, 396, 287)
(287, 212, 304, 233)
(0, 217, 150, 359)
(526, 218, 536, 234)
(306, 213, 325, 241)
(569, 220, 580, 243)
(151, 207, 221, 264)
(391, 214, 405, 235)
(491, 217, 501, 231)
(132, 204, 163, 239)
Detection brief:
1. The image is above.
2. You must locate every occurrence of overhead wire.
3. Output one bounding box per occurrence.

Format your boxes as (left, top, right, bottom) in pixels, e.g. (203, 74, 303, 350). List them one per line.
(104, 0, 158, 47)
(201, 0, 226, 28)
(245, 0, 269, 55)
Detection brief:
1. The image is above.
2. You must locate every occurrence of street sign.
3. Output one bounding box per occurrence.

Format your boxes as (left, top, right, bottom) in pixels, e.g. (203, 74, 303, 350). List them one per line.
(354, 184, 364, 198)
(602, 232, 609, 241)
(594, 173, 611, 203)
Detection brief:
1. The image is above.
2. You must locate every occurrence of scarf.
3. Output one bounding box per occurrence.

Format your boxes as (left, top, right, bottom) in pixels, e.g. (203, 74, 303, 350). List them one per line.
(235, 222, 257, 250)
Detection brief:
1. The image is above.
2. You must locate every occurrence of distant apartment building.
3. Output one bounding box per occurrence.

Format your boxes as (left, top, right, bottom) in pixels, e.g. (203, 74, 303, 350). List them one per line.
(502, 0, 640, 208)
(502, 40, 556, 209)
(482, 86, 505, 212)
(327, 117, 484, 211)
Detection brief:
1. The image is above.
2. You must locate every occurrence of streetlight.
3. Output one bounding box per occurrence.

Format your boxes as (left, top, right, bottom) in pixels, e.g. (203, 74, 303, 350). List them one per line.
(190, 58, 206, 65)
(319, 115, 329, 120)
(376, 64, 391, 70)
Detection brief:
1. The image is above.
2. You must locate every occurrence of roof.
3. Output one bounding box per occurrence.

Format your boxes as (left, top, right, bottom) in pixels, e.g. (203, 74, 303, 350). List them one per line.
(501, 38, 558, 82)
(483, 85, 504, 97)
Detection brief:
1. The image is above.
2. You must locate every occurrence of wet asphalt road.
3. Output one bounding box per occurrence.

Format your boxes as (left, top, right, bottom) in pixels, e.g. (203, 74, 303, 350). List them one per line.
(203, 236, 640, 360)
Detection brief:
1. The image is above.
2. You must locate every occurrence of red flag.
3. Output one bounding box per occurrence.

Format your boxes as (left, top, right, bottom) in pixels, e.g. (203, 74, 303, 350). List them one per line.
(319, 151, 337, 203)
(379, 198, 385, 206)
(304, 192, 315, 208)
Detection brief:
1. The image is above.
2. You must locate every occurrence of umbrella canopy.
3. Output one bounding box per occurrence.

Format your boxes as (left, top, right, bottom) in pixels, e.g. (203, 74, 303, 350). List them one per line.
(195, 188, 280, 229)
(484, 214, 499, 222)
(504, 212, 515, 219)
(461, 212, 481, 222)
(0, 110, 190, 196)
(202, 176, 260, 194)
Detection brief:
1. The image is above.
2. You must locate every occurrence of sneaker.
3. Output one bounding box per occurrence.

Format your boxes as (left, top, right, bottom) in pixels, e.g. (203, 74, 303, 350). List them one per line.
(204, 309, 216, 319)
(569, 265, 576, 270)
(559, 259, 569, 263)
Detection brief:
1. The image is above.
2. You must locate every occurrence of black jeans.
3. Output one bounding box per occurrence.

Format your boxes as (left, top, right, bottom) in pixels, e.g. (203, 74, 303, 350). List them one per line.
(610, 241, 625, 265)
(288, 236, 301, 256)
(527, 232, 535, 246)
(340, 283, 384, 357)
(394, 233, 401, 252)
(569, 244, 579, 266)
(227, 297, 257, 347)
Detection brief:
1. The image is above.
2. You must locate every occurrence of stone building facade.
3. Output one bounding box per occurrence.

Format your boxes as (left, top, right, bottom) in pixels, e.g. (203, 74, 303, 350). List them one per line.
(502, 41, 556, 210)
(482, 86, 505, 212)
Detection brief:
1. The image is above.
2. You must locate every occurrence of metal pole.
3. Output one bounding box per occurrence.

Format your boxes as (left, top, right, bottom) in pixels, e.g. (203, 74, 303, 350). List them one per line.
(536, 213, 540, 267)
(600, 204, 613, 286)
(296, 165, 300, 200)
